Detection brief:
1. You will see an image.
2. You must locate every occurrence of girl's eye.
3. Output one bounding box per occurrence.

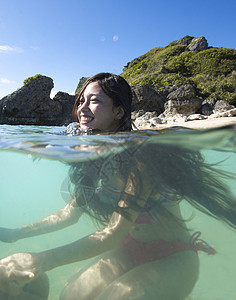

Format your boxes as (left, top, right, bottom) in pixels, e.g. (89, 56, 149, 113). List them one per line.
(91, 98, 100, 103)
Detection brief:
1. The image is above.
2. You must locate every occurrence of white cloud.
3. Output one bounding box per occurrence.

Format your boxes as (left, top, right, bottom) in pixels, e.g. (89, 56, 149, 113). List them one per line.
(0, 45, 23, 53)
(29, 45, 40, 50)
(0, 77, 11, 84)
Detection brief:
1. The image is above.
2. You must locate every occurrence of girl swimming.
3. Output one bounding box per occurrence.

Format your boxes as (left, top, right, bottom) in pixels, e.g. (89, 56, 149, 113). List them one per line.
(0, 73, 235, 300)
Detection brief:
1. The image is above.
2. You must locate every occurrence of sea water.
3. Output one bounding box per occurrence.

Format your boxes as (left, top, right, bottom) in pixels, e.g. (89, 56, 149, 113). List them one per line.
(0, 124, 235, 300)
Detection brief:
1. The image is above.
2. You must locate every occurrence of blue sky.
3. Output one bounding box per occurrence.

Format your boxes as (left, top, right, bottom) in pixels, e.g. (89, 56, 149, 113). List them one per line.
(0, 0, 236, 99)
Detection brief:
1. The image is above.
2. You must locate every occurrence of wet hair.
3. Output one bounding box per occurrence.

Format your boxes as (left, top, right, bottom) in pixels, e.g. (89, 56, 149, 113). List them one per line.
(69, 143, 236, 229)
(72, 73, 133, 132)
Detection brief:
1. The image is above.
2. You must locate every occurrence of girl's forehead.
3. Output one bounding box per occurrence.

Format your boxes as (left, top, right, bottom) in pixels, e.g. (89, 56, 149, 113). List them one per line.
(83, 82, 113, 103)
(84, 82, 103, 96)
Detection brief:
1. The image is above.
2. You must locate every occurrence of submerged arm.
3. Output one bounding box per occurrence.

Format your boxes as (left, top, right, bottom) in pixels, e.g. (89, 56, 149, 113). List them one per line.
(0, 202, 140, 294)
(39, 168, 152, 271)
(40, 200, 140, 272)
(0, 197, 82, 242)
(1, 169, 153, 278)
(18, 197, 82, 238)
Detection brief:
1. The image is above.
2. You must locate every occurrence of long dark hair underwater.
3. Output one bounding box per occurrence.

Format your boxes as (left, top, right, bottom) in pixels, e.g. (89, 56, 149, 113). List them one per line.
(68, 141, 236, 229)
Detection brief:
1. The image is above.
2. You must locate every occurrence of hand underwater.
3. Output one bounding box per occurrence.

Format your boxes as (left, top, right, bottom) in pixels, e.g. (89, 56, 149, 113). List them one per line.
(0, 227, 19, 243)
(0, 252, 41, 295)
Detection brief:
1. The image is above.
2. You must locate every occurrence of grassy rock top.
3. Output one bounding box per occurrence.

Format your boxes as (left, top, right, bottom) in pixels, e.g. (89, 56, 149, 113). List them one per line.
(121, 36, 236, 105)
(23, 74, 43, 85)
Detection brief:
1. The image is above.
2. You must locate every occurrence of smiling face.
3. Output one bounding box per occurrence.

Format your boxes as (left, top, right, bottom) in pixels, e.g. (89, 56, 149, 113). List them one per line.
(77, 82, 124, 131)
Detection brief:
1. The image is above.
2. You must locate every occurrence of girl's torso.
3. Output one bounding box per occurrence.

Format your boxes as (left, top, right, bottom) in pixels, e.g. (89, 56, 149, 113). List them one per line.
(98, 168, 192, 244)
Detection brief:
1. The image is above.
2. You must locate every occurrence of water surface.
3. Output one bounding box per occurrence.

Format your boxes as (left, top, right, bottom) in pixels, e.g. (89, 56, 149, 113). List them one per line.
(0, 124, 235, 299)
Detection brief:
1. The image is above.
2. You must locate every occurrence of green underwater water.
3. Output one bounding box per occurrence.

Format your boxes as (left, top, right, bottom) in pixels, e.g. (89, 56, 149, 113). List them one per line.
(0, 125, 235, 299)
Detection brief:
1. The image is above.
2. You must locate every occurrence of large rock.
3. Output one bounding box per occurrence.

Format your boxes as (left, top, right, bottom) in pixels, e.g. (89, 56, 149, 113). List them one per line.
(187, 36, 208, 52)
(167, 84, 196, 101)
(131, 84, 173, 115)
(52, 92, 76, 125)
(175, 36, 195, 46)
(75, 77, 89, 94)
(209, 108, 236, 118)
(0, 76, 75, 126)
(213, 100, 235, 114)
(161, 84, 202, 116)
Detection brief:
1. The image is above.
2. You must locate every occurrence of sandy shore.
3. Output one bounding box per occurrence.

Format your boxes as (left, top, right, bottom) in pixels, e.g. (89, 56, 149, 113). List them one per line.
(141, 117, 236, 130)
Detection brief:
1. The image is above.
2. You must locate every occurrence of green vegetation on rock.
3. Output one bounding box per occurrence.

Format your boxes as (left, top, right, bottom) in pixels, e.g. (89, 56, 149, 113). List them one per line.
(75, 77, 89, 95)
(23, 74, 43, 85)
(121, 36, 236, 105)
(194, 73, 236, 103)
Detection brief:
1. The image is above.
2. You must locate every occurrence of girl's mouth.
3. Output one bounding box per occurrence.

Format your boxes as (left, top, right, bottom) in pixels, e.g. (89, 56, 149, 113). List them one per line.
(80, 116, 94, 124)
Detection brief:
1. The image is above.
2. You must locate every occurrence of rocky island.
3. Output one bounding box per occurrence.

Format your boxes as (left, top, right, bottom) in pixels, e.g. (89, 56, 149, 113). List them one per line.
(0, 36, 235, 129)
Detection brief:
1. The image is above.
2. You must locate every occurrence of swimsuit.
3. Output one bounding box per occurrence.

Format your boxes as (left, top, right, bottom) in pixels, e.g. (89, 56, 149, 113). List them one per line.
(123, 212, 216, 266)
(93, 182, 216, 266)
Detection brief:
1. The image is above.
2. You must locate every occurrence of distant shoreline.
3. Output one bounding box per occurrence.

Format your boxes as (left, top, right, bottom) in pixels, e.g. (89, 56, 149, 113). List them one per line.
(139, 117, 236, 130)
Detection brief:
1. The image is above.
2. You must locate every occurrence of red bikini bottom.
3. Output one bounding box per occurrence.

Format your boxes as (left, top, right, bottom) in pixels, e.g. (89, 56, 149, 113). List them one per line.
(123, 231, 216, 266)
